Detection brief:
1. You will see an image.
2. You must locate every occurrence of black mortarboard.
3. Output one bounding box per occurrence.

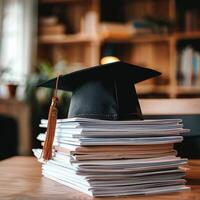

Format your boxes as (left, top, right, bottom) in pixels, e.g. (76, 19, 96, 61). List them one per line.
(38, 61, 161, 120)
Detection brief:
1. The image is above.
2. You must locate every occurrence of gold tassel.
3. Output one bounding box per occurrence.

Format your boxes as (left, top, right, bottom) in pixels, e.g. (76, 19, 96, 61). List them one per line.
(42, 76, 60, 161)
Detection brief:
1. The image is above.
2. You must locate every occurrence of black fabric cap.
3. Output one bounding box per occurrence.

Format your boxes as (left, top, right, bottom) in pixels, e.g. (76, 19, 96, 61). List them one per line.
(38, 61, 161, 120)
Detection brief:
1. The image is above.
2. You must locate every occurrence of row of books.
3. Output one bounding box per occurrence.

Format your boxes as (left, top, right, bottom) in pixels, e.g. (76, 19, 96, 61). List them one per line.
(33, 117, 190, 197)
(131, 17, 171, 34)
(177, 46, 200, 86)
(39, 16, 67, 40)
(185, 9, 200, 32)
(100, 18, 171, 39)
(39, 16, 170, 41)
(39, 11, 98, 41)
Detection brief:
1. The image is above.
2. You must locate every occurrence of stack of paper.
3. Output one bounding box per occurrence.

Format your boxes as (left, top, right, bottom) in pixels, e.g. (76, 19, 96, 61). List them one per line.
(33, 117, 190, 197)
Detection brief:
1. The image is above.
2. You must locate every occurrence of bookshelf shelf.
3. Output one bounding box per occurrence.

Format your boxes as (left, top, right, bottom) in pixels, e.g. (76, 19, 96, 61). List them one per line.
(102, 31, 200, 44)
(39, 34, 94, 45)
(174, 31, 200, 41)
(175, 86, 200, 95)
(101, 34, 171, 44)
(131, 35, 171, 43)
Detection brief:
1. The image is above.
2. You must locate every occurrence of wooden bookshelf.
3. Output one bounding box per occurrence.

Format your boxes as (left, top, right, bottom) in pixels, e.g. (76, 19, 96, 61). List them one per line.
(37, 0, 200, 98)
(101, 34, 171, 43)
(174, 31, 200, 40)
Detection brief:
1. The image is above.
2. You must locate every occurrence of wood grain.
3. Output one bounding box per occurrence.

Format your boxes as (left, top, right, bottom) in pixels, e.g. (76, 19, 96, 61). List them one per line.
(0, 156, 200, 200)
(140, 98, 200, 115)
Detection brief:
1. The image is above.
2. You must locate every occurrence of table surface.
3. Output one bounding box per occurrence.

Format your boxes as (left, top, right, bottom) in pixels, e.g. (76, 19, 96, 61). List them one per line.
(0, 157, 200, 200)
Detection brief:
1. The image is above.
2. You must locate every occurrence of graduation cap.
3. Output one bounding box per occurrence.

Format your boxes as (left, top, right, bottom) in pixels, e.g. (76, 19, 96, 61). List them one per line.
(39, 61, 161, 160)
(39, 61, 161, 121)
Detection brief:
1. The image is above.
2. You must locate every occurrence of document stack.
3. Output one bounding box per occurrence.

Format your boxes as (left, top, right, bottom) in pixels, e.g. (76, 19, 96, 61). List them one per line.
(33, 117, 190, 197)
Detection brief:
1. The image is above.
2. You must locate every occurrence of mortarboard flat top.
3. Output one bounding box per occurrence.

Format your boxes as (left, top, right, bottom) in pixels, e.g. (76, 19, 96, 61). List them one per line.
(39, 61, 161, 120)
(39, 61, 161, 91)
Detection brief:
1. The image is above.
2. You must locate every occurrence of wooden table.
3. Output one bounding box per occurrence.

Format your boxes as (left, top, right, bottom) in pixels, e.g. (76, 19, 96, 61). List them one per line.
(0, 157, 200, 200)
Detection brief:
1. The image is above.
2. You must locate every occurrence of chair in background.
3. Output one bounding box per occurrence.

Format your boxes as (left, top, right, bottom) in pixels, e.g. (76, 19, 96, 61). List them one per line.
(0, 115, 18, 160)
(139, 98, 200, 159)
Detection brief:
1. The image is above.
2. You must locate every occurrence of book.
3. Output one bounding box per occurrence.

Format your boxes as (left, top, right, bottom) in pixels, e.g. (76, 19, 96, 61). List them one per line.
(39, 24, 66, 35)
(178, 46, 200, 86)
(39, 16, 58, 26)
(33, 117, 190, 197)
(100, 22, 151, 40)
(185, 9, 200, 32)
(33, 148, 189, 197)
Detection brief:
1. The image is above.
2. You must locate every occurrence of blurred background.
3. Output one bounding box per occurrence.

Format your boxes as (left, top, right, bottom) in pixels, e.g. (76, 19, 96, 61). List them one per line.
(0, 0, 200, 160)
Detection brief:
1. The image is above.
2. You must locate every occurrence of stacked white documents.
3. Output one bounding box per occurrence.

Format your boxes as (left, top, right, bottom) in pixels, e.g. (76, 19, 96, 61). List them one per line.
(33, 117, 190, 197)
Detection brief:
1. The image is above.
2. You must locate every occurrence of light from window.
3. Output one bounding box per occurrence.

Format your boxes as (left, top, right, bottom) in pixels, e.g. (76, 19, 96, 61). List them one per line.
(0, 0, 25, 84)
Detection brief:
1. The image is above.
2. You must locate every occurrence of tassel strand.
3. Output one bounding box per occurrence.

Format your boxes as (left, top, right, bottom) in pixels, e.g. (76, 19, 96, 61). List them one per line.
(42, 76, 60, 161)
